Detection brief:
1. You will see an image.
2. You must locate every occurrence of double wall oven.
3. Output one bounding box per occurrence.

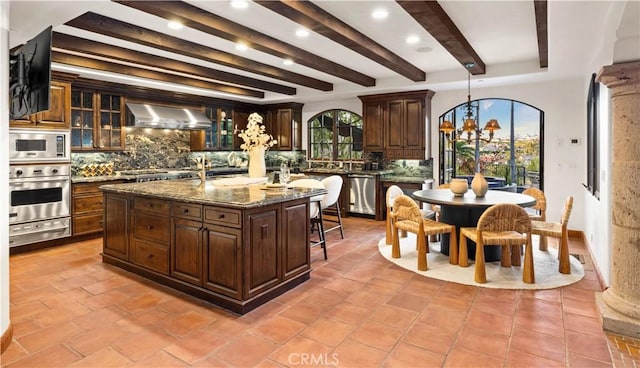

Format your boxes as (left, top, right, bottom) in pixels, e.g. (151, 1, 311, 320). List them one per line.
(9, 129, 72, 247)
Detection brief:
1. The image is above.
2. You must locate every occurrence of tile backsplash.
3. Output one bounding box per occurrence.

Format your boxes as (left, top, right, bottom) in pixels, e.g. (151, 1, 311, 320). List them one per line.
(71, 128, 306, 175)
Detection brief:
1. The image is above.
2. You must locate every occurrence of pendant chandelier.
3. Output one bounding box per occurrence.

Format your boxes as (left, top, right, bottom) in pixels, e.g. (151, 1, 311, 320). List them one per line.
(439, 66, 501, 144)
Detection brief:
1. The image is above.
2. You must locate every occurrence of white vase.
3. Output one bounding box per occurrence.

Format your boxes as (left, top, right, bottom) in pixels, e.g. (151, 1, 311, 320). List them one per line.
(471, 172, 489, 197)
(450, 178, 468, 197)
(248, 146, 266, 178)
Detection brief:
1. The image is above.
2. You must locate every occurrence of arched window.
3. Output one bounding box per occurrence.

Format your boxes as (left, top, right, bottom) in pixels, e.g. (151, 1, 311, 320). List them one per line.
(439, 98, 544, 190)
(308, 109, 363, 161)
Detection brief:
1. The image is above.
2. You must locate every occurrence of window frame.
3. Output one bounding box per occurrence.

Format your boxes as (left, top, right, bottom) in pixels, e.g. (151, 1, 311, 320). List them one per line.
(307, 109, 363, 162)
(586, 73, 600, 199)
(439, 98, 544, 190)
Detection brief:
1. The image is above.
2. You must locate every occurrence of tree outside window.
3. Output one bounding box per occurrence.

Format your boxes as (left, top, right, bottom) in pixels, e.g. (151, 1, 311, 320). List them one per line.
(308, 110, 363, 161)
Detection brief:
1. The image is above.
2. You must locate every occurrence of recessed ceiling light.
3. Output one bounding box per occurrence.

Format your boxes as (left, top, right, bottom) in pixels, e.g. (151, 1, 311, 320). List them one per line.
(295, 28, 309, 38)
(167, 21, 183, 30)
(406, 35, 420, 44)
(230, 0, 248, 9)
(416, 46, 433, 53)
(283, 59, 294, 66)
(235, 42, 248, 51)
(371, 8, 388, 20)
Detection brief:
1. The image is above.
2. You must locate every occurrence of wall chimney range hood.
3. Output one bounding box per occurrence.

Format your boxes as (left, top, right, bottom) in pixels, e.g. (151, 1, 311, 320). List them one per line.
(126, 103, 210, 130)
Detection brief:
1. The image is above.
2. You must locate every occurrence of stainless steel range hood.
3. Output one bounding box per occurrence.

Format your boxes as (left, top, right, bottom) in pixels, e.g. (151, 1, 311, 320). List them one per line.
(126, 103, 210, 130)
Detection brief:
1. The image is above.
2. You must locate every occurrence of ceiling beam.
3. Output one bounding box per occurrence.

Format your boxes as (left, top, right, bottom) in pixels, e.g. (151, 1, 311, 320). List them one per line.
(114, 0, 376, 87)
(255, 0, 425, 82)
(52, 32, 296, 95)
(65, 12, 333, 91)
(534, 0, 548, 69)
(396, 1, 486, 75)
(51, 51, 265, 98)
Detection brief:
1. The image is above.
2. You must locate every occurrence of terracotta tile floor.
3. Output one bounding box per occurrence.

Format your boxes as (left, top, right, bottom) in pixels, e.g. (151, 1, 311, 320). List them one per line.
(3, 216, 639, 367)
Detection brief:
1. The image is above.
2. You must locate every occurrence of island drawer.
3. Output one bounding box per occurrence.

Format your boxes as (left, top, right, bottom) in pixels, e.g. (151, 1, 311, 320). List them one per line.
(131, 239, 169, 275)
(204, 207, 241, 228)
(133, 213, 170, 244)
(172, 202, 203, 221)
(134, 197, 170, 215)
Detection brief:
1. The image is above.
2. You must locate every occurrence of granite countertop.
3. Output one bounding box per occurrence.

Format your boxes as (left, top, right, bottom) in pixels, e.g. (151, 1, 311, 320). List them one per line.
(100, 178, 327, 209)
(301, 168, 393, 176)
(379, 176, 434, 184)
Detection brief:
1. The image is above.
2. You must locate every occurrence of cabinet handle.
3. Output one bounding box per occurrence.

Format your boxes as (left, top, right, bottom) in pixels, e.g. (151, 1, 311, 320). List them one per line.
(147, 203, 153, 208)
(218, 214, 225, 219)
(182, 208, 189, 213)
(147, 254, 154, 260)
(146, 225, 153, 230)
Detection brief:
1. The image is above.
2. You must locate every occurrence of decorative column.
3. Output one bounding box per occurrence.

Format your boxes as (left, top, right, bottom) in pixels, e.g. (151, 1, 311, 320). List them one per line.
(596, 61, 640, 338)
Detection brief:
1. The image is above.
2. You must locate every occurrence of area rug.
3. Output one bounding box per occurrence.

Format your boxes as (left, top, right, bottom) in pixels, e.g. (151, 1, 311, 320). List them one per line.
(378, 235, 584, 289)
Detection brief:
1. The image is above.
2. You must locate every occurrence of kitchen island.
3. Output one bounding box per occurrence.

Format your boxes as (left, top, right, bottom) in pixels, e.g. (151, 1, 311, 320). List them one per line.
(100, 178, 326, 314)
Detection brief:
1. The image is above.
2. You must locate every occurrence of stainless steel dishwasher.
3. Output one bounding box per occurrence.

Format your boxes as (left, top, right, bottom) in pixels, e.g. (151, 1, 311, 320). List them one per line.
(349, 174, 376, 215)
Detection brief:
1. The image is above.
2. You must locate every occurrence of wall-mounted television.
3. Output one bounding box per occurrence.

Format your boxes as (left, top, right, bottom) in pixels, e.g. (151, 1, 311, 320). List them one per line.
(9, 25, 52, 120)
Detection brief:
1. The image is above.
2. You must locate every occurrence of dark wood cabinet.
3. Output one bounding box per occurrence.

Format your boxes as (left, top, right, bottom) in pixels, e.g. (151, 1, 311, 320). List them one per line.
(190, 106, 235, 151)
(131, 197, 170, 275)
(204, 224, 242, 299)
(72, 180, 126, 236)
(362, 101, 385, 151)
(10, 81, 71, 129)
(71, 90, 125, 151)
(102, 192, 311, 314)
(245, 206, 279, 298)
(282, 201, 310, 279)
(102, 193, 130, 260)
(359, 90, 435, 159)
(263, 103, 303, 151)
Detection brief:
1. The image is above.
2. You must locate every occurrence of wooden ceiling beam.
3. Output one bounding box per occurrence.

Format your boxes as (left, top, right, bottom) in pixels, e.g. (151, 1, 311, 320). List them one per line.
(534, 0, 549, 69)
(65, 12, 333, 91)
(51, 51, 265, 98)
(255, 0, 425, 82)
(52, 32, 296, 95)
(114, 0, 376, 87)
(396, 1, 486, 75)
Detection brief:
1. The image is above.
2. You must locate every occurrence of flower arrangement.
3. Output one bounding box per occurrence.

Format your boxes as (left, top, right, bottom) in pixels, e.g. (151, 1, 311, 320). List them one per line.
(236, 113, 277, 152)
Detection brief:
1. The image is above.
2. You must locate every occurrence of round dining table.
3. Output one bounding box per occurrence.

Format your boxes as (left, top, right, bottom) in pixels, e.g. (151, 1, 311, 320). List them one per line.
(412, 189, 536, 262)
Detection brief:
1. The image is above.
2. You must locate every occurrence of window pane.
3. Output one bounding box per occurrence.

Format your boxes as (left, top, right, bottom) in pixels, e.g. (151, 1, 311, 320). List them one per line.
(308, 109, 363, 161)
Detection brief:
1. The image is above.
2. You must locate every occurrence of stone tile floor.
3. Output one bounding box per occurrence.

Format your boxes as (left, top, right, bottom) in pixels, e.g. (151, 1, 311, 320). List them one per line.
(2, 216, 638, 367)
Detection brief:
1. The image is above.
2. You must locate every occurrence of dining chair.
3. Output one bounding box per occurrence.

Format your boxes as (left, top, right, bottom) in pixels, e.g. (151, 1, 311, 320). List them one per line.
(522, 187, 548, 249)
(385, 185, 405, 245)
(320, 175, 345, 239)
(289, 178, 328, 259)
(531, 196, 573, 274)
(459, 203, 534, 284)
(391, 195, 458, 270)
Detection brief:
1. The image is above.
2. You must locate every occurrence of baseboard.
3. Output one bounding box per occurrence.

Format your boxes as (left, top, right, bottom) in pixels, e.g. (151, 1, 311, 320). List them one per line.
(1, 323, 13, 353)
(568, 229, 608, 291)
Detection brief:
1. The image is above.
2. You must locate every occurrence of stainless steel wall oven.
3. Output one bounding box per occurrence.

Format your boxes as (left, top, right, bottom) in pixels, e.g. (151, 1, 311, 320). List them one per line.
(9, 164, 71, 247)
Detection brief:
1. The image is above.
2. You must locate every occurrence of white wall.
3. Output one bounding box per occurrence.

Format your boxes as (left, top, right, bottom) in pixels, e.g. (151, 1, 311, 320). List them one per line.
(1, 0, 11, 344)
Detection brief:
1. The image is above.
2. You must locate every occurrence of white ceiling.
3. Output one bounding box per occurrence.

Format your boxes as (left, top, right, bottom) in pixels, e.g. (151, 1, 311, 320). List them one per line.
(7, 0, 624, 104)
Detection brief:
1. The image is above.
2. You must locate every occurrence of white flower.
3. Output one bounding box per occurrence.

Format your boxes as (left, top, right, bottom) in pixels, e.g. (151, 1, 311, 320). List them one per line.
(236, 113, 277, 152)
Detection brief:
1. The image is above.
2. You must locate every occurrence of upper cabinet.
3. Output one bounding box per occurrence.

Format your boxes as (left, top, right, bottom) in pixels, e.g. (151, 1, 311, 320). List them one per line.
(71, 89, 125, 151)
(359, 90, 435, 160)
(190, 106, 234, 151)
(9, 80, 71, 130)
(263, 103, 303, 151)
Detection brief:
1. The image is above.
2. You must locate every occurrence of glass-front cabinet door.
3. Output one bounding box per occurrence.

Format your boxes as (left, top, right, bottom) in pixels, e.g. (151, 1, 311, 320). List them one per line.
(71, 90, 125, 151)
(71, 90, 95, 149)
(97, 93, 123, 150)
(194, 106, 234, 151)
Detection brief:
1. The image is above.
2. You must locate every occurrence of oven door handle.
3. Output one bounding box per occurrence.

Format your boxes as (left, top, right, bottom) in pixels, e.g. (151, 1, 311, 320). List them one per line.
(9, 177, 70, 185)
